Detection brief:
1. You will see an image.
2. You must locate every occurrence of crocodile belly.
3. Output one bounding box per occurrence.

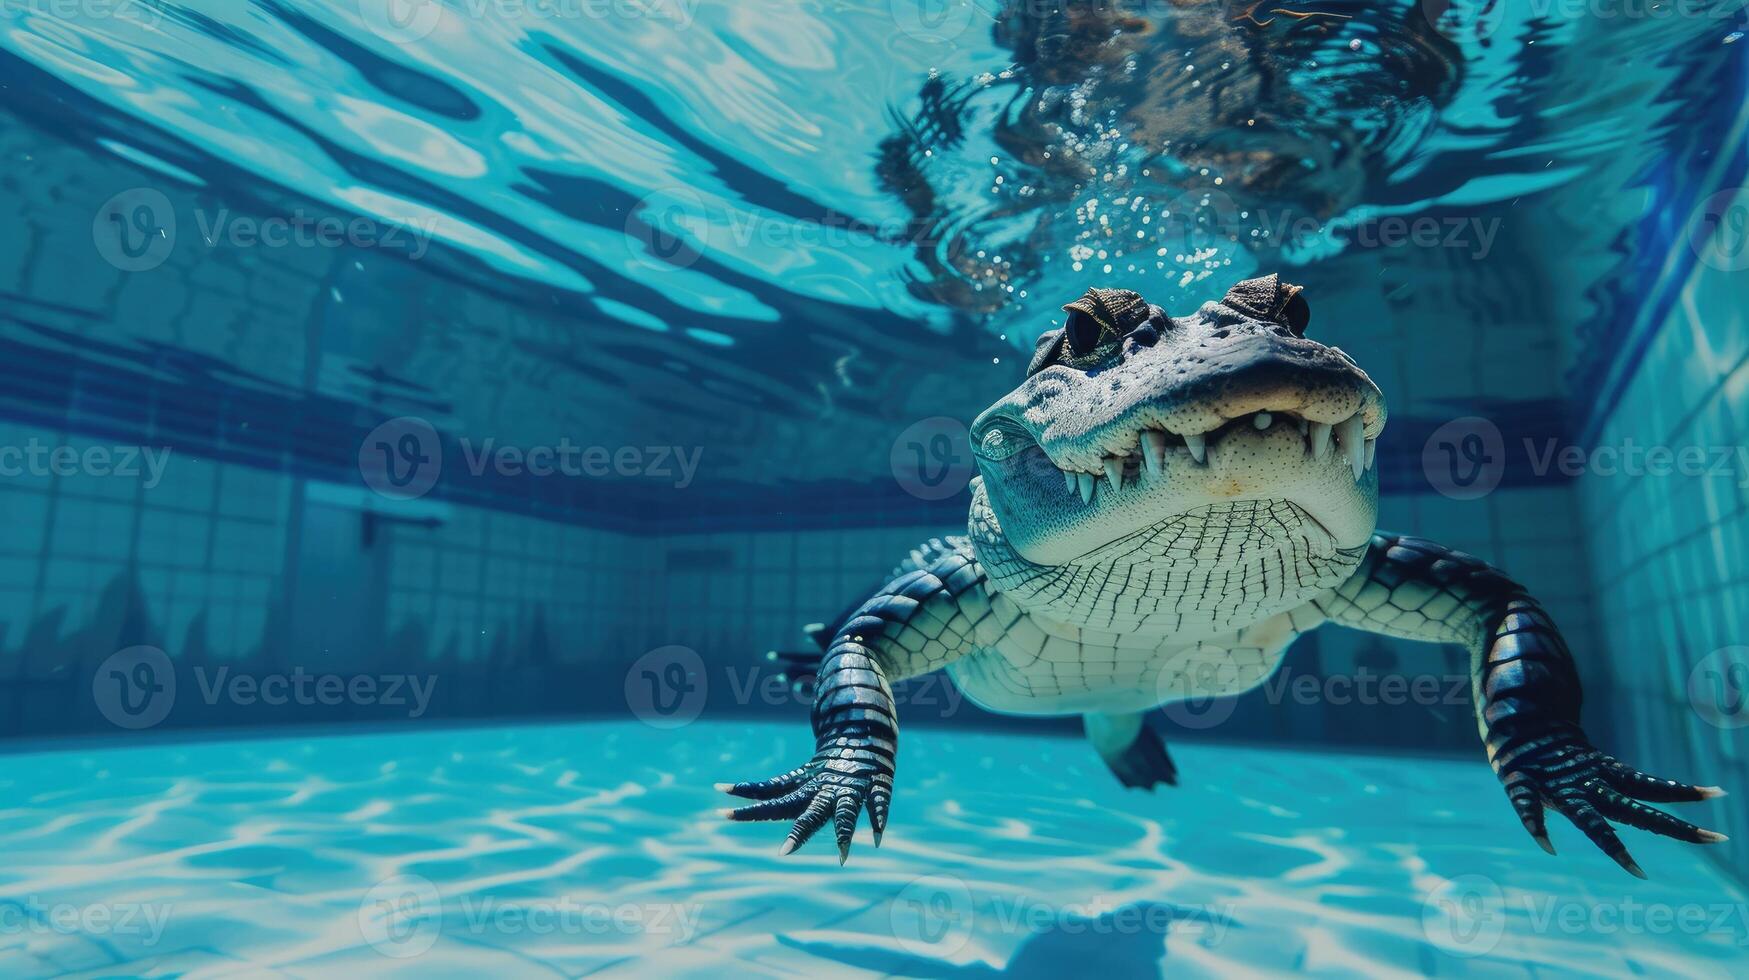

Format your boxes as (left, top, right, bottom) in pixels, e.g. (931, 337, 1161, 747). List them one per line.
(946, 608, 1312, 716)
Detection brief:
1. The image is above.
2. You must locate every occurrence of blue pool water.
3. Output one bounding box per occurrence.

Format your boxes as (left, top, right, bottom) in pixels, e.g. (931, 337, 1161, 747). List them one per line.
(1, 721, 1743, 977)
(1, 2, 1746, 977)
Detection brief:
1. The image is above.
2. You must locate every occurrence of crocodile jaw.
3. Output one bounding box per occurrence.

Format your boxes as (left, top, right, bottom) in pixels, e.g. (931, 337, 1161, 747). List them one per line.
(977, 408, 1379, 567)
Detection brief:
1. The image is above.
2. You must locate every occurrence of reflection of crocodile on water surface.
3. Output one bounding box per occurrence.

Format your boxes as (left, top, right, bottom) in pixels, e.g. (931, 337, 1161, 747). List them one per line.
(876, 0, 1466, 314)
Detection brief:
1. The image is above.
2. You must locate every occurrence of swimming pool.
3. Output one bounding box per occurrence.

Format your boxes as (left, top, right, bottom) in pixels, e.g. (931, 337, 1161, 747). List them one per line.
(2, 720, 1742, 977)
(2, 1, 1747, 976)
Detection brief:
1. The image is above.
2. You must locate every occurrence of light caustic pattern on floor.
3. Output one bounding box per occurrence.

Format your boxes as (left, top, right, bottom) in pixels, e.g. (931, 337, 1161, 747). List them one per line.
(0, 720, 1743, 978)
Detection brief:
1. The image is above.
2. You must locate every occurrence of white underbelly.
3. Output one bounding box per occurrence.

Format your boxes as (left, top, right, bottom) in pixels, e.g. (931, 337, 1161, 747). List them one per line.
(947, 603, 1323, 716)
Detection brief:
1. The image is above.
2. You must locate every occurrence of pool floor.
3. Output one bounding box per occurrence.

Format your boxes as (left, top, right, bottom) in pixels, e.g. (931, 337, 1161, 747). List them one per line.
(0, 720, 1743, 977)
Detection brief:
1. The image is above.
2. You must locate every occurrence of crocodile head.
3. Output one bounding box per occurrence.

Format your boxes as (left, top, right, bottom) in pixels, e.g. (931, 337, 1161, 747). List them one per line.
(968, 275, 1386, 628)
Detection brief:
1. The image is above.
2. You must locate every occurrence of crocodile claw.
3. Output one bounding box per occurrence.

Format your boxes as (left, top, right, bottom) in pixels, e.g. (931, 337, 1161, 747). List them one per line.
(720, 726, 894, 863)
(1497, 723, 1726, 878)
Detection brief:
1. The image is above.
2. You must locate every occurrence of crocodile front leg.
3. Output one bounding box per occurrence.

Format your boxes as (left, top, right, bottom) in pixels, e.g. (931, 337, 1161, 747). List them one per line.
(718, 547, 985, 863)
(1314, 532, 1727, 877)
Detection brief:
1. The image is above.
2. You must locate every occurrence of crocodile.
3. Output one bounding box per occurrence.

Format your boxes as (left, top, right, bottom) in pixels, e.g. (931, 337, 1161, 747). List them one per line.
(717, 274, 1727, 875)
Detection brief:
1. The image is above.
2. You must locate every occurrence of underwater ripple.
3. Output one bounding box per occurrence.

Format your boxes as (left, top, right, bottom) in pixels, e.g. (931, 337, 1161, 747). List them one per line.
(0, 721, 1743, 977)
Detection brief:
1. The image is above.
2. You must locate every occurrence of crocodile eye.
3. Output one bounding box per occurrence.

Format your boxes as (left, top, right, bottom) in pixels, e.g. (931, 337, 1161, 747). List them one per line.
(1063, 308, 1110, 358)
(1282, 291, 1310, 335)
(1056, 288, 1147, 369)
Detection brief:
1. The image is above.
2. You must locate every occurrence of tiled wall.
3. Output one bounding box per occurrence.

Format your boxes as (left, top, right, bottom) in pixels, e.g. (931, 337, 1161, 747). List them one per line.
(1576, 193, 1749, 876)
(0, 422, 661, 735)
(0, 419, 290, 734)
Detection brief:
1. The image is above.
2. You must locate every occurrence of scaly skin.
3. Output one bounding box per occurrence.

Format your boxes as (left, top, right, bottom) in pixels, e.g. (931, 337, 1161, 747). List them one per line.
(719, 276, 1726, 873)
(1315, 533, 1726, 877)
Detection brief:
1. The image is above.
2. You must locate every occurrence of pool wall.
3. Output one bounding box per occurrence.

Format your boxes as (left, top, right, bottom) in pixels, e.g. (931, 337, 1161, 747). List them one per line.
(1576, 182, 1749, 879)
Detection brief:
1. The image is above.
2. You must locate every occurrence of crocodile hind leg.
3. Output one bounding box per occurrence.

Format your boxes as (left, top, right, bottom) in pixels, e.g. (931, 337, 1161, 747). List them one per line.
(1085, 711, 1178, 790)
(1316, 532, 1727, 877)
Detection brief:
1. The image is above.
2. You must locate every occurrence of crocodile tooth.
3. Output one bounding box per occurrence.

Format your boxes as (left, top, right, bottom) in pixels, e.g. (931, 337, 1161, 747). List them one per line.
(1308, 421, 1332, 459)
(1077, 471, 1095, 504)
(1364, 437, 1377, 472)
(1253, 412, 1272, 430)
(1064, 468, 1077, 493)
(1184, 431, 1208, 464)
(1339, 414, 1366, 481)
(1140, 430, 1167, 477)
(1103, 456, 1124, 489)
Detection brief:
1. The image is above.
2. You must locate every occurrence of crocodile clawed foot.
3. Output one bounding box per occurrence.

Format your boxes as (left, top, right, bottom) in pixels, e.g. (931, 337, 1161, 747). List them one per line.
(717, 727, 894, 864)
(1497, 724, 1728, 878)
(1109, 728, 1179, 790)
(1086, 712, 1179, 791)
